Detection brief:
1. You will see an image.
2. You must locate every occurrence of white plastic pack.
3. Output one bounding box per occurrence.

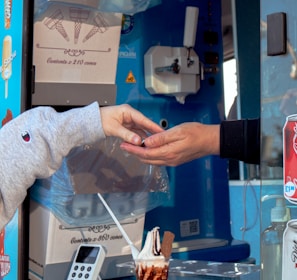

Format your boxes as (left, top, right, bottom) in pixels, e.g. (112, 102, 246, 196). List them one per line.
(30, 137, 170, 227)
(34, 0, 162, 18)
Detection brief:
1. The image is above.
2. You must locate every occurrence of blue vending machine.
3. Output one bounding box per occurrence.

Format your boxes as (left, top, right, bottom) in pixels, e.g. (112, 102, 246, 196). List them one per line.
(116, 0, 250, 262)
(0, 0, 33, 279)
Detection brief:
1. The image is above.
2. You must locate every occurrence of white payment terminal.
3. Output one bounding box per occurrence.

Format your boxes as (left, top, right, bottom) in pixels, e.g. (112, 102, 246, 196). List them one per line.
(67, 244, 106, 280)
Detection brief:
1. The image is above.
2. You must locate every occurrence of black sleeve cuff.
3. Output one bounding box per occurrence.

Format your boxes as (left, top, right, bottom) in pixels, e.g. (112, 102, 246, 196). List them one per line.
(220, 119, 260, 164)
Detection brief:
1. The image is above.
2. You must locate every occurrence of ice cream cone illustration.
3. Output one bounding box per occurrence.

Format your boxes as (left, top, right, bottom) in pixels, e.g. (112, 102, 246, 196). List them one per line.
(69, 7, 89, 44)
(83, 13, 108, 43)
(44, 9, 69, 42)
(4, 0, 12, 29)
(2, 35, 12, 99)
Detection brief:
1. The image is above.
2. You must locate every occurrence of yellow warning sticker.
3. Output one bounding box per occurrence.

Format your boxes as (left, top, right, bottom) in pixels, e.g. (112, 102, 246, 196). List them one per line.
(126, 71, 136, 83)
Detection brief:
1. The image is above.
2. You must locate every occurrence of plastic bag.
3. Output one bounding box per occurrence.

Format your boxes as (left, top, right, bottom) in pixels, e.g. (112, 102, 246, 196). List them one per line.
(34, 0, 162, 18)
(30, 137, 170, 227)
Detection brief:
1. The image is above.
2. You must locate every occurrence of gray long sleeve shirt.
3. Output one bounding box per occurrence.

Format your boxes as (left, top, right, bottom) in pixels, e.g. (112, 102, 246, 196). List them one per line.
(0, 102, 105, 230)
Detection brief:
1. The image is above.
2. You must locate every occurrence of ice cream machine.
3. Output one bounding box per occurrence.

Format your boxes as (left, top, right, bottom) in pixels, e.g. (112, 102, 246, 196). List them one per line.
(116, 0, 250, 262)
(27, 0, 251, 279)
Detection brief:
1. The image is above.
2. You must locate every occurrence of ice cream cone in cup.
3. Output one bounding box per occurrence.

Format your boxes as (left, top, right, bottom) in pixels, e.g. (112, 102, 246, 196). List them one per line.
(135, 227, 174, 280)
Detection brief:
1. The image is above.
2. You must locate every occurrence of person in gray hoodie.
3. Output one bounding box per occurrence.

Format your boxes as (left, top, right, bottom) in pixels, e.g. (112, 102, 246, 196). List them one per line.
(0, 102, 163, 230)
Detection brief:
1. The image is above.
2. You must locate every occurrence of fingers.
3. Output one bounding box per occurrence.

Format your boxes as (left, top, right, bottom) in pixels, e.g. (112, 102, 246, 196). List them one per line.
(129, 111, 164, 135)
(113, 125, 143, 145)
(119, 104, 163, 134)
(120, 142, 159, 157)
(139, 158, 168, 166)
(120, 142, 180, 166)
(120, 143, 178, 166)
(100, 104, 163, 145)
(142, 128, 177, 148)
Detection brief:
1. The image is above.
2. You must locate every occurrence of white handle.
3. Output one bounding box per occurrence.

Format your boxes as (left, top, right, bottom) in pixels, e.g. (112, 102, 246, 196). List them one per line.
(183, 6, 199, 48)
(97, 193, 133, 246)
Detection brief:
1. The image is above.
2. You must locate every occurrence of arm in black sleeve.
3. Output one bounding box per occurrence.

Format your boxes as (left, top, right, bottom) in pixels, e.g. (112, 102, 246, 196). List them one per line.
(220, 118, 260, 164)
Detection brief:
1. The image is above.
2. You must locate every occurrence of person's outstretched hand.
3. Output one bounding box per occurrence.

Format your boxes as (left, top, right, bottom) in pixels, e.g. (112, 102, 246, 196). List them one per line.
(120, 122, 220, 166)
(100, 104, 164, 146)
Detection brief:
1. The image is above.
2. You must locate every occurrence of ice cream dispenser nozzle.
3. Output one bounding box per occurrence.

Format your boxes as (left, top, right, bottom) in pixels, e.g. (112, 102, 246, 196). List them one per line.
(144, 6, 203, 104)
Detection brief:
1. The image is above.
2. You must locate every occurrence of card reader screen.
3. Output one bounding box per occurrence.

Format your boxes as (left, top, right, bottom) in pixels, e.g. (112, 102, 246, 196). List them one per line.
(76, 246, 99, 264)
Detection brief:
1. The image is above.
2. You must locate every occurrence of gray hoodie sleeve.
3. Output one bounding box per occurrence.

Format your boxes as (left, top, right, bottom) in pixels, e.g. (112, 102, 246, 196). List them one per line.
(0, 102, 105, 229)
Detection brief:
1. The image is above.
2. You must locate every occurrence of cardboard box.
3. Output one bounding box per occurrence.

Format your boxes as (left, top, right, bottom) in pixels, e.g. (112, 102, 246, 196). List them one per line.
(32, 3, 121, 106)
(29, 200, 144, 279)
(34, 3, 121, 84)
